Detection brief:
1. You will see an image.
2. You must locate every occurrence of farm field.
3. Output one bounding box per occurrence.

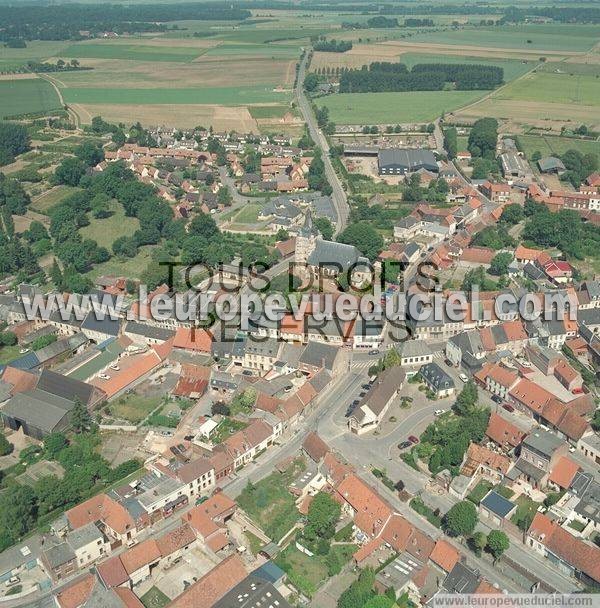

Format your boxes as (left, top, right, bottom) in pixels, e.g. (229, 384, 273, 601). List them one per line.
(408, 24, 600, 52)
(0, 40, 70, 71)
(60, 42, 209, 63)
(516, 135, 600, 159)
(318, 90, 489, 124)
(62, 85, 290, 105)
(0, 77, 62, 118)
(79, 201, 141, 249)
(495, 72, 600, 106)
(248, 105, 291, 119)
(203, 42, 300, 58)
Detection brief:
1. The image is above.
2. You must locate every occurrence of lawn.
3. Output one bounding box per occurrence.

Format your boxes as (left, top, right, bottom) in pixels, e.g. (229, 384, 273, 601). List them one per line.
(496, 72, 600, 107)
(0, 78, 62, 119)
(510, 494, 541, 530)
(211, 418, 248, 444)
(233, 203, 264, 224)
(244, 530, 265, 555)
(62, 85, 290, 105)
(140, 587, 170, 608)
(85, 245, 155, 281)
(0, 345, 22, 365)
(108, 394, 163, 424)
(79, 201, 140, 249)
(409, 24, 600, 52)
(30, 185, 82, 214)
(238, 458, 305, 542)
(318, 90, 488, 124)
(516, 135, 600, 160)
(60, 42, 206, 63)
(467, 480, 493, 505)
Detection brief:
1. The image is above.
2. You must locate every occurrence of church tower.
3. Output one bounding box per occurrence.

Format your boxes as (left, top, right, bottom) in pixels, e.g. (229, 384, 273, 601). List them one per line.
(295, 209, 320, 265)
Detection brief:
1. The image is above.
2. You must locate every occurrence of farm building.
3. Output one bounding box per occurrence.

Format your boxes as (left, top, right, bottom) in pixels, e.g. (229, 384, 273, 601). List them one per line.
(378, 149, 438, 176)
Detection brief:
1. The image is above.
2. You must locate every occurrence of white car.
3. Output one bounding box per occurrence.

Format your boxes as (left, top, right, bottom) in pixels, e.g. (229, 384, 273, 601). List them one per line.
(109, 364, 120, 371)
(98, 373, 111, 381)
(458, 373, 469, 383)
(5, 576, 20, 587)
(434, 409, 446, 416)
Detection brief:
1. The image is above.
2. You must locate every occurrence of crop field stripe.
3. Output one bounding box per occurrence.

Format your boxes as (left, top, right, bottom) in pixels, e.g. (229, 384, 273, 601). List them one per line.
(0, 77, 62, 118)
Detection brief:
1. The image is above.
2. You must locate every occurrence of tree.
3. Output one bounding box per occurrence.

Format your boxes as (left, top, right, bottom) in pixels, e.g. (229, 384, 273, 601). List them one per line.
(305, 72, 319, 92)
(314, 217, 334, 241)
(43, 432, 68, 459)
(500, 203, 523, 225)
(54, 157, 86, 186)
(469, 531, 487, 556)
(453, 380, 478, 416)
(0, 432, 13, 456)
(364, 597, 394, 608)
(326, 548, 342, 576)
(489, 252, 513, 276)
(0, 331, 17, 346)
(486, 529, 509, 561)
(337, 222, 383, 261)
(306, 492, 341, 540)
(70, 398, 92, 433)
(338, 568, 375, 608)
(444, 127, 458, 159)
(0, 122, 30, 165)
(443, 500, 478, 537)
(74, 141, 104, 167)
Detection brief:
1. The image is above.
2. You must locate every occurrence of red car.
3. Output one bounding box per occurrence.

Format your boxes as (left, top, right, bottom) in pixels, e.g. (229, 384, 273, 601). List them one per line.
(408, 435, 419, 444)
(572, 387, 584, 394)
(502, 403, 515, 413)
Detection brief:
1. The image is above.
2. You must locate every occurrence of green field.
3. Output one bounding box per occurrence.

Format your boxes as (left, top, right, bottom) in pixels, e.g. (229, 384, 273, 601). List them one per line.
(0, 78, 62, 118)
(204, 43, 300, 58)
(496, 71, 600, 106)
(108, 394, 162, 424)
(80, 201, 141, 249)
(233, 203, 265, 224)
(516, 134, 600, 159)
(60, 42, 206, 62)
(248, 105, 291, 119)
(86, 244, 155, 281)
(0, 40, 70, 70)
(539, 61, 600, 77)
(62, 85, 290, 105)
(319, 89, 488, 124)
(400, 53, 534, 83)
(31, 185, 82, 214)
(409, 24, 600, 52)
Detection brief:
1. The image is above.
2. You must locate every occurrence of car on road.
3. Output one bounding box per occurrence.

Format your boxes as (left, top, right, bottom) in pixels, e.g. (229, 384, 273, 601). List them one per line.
(361, 383, 371, 390)
(408, 435, 419, 444)
(434, 409, 446, 416)
(398, 441, 412, 450)
(502, 403, 515, 413)
(491, 395, 502, 404)
(458, 373, 469, 383)
(369, 349, 379, 355)
(98, 373, 110, 380)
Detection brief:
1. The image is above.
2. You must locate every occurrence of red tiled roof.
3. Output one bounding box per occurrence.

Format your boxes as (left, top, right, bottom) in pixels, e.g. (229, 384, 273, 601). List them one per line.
(302, 432, 330, 463)
(120, 539, 161, 575)
(114, 588, 145, 608)
(156, 523, 196, 557)
(55, 574, 95, 608)
(430, 540, 460, 573)
(169, 554, 247, 608)
(66, 494, 134, 536)
(548, 456, 580, 489)
(173, 328, 213, 353)
(381, 514, 413, 553)
(509, 378, 554, 414)
(97, 555, 129, 588)
(485, 412, 523, 450)
(462, 443, 511, 476)
(0, 366, 37, 395)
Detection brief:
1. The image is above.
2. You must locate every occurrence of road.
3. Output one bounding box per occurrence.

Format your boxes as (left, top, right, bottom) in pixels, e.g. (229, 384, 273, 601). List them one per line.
(296, 51, 349, 235)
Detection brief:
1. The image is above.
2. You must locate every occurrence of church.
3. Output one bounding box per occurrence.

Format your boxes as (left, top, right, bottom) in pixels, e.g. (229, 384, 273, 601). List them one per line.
(294, 212, 373, 284)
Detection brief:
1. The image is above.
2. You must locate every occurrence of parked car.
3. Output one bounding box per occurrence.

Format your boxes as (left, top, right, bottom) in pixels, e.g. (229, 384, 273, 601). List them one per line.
(109, 363, 120, 371)
(5, 577, 20, 588)
(491, 394, 502, 404)
(369, 349, 379, 355)
(195, 495, 209, 506)
(408, 435, 419, 444)
(361, 383, 371, 390)
(98, 373, 110, 381)
(572, 387, 584, 394)
(434, 409, 446, 416)
(458, 373, 468, 383)
(502, 403, 515, 413)
(398, 441, 412, 450)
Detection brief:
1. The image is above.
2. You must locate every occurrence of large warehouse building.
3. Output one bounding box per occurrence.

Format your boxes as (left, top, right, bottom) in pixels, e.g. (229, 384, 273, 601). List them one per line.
(378, 149, 438, 176)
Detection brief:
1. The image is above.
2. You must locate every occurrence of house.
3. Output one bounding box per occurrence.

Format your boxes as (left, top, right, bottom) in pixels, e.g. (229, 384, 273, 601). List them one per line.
(479, 181, 510, 203)
(420, 362, 455, 397)
(54, 574, 144, 608)
(543, 259, 573, 284)
(213, 575, 292, 608)
(485, 412, 524, 453)
(348, 367, 404, 434)
(538, 157, 566, 175)
(168, 554, 248, 608)
(548, 456, 580, 491)
(429, 539, 460, 574)
(302, 432, 330, 464)
(512, 429, 565, 488)
(397, 340, 433, 372)
(478, 491, 516, 528)
(475, 362, 519, 400)
(461, 443, 511, 482)
(527, 512, 600, 586)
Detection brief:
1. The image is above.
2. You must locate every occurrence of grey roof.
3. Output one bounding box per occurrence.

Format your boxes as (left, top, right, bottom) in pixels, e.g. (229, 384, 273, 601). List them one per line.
(538, 157, 566, 172)
(352, 367, 403, 423)
(43, 542, 75, 569)
(37, 369, 98, 406)
(244, 336, 281, 358)
(252, 561, 286, 585)
(81, 311, 120, 337)
(403, 241, 420, 259)
(378, 148, 438, 173)
(125, 321, 176, 341)
(514, 457, 546, 482)
(299, 340, 340, 372)
(308, 369, 332, 392)
(307, 238, 366, 271)
(84, 581, 128, 608)
(420, 362, 454, 392)
(0, 537, 43, 576)
(578, 307, 600, 327)
(213, 575, 292, 608)
(398, 340, 432, 359)
(570, 472, 600, 524)
(66, 522, 103, 551)
(480, 491, 515, 518)
(523, 429, 564, 459)
(523, 262, 545, 281)
(443, 562, 480, 594)
(35, 334, 87, 364)
(2, 390, 74, 434)
(354, 317, 384, 338)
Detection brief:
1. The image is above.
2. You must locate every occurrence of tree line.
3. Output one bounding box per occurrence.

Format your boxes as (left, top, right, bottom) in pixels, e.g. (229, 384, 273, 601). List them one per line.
(339, 62, 504, 93)
(0, 3, 251, 42)
(313, 39, 353, 53)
